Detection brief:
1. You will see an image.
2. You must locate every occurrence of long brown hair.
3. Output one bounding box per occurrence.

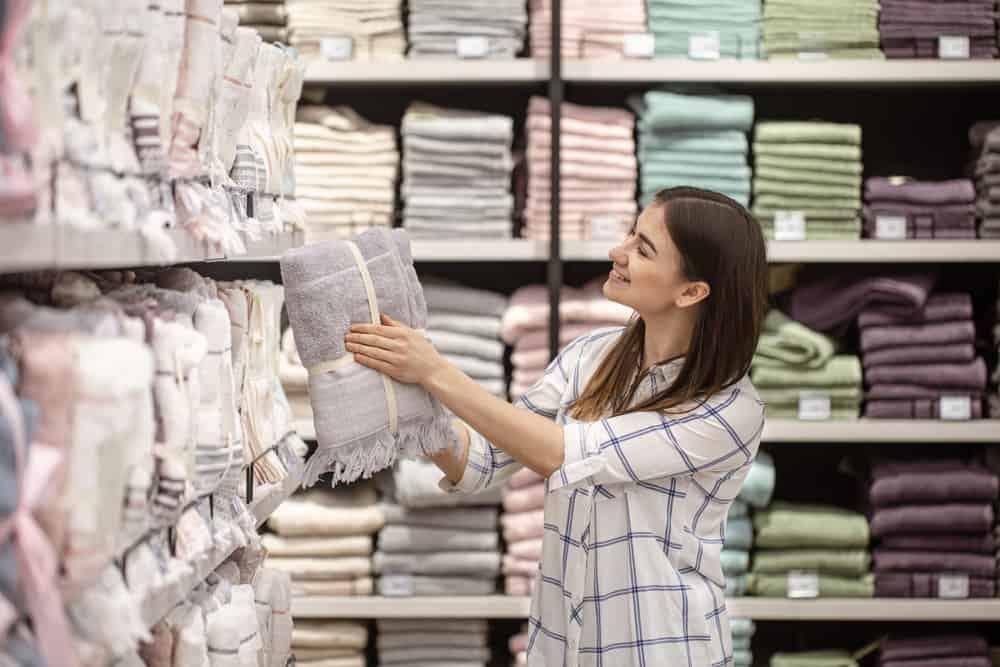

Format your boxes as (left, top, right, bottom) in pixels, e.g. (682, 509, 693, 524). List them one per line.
(570, 187, 768, 420)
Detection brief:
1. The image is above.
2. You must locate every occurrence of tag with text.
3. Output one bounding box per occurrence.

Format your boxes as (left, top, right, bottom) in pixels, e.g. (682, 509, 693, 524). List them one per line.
(624, 33, 656, 59)
(589, 216, 623, 240)
(938, 574, 970, 599)
(874, 215, 908, 240)
(321, 35, 354, 61)
(788, 571, 820, 598)
(774, 210, 807, 241)
(938, 36, 971, 60)
(688, 32, 721, 60)
(457, 36, 490, 59)
(940, 395, 972, 421)
(798, 392, 832, 421)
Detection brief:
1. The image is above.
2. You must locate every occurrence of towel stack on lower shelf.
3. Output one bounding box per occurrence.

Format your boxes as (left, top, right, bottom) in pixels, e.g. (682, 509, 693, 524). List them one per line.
(286, 0, 406, 60)
(528, 0, 648, 58)
(771, 651, 859, 667)
(860, 291, 987, 419)
(402, 103, 515, 239)
(502, 468, 545, 596)
(376, 618, 492, 667)
(265, 482, 384, 598)
(879, 634, 992, 667)
(226, 0, 288, 43)
(648, 0, 761, 59)
(524, 97, 638, 241)
(870, 459, 998, 597)
(509, 624, 529, 666)
(502, 279, 633, 399)
(634, 91, 754, 207)
(731, 619, 756, 667)
(292, 620, 368, 667)
(423, 280, 509, 397)
(750, 502, 873, 597)
(375, 459, 501, 596)
(970, 121, 1000, 238)
(725, 452, 775, 596)
(879, 0, 998, 58)
(751, 309, 862, 420)
(993, 284, 1000, 417)
(753, 122, 864, 240)
(762, 0, 882, 59)
(294, 106, 399, 241)
(407, 0, 526, 58)
(863, 178, 978, 239)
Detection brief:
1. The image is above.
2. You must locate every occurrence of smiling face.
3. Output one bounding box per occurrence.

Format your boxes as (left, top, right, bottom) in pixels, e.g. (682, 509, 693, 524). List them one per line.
(603, 201, 707, 320)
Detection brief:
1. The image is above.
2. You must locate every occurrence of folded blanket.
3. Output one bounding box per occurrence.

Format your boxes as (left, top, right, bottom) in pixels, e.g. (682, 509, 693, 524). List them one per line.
(636, 91, 755, 131)
(377, 574, 496, 597)
(751, 549, 871, 576)
(749, 573, 874, 598)
(501, 282, 631, 343)
(501, 509, 545, 542)
(879, 533, 995, 554)
(754, 502, 870, 548)
(380, 503, 498, 531)
(870, 469, 999, 508)
(261, 534, 373, 557)
(873, 550, 995, 577)
(863, 358, 987, 390)
(880, 634, 990, 662)
(721, 549, 750, 576)
(292, 621, 367, 650)
(377, 618, 488, 634)
(426, 313, 501, 340)
(875, 572, 996, 598)
(377, 647, 491, 664)
(862, 342, 975, 368)
(373, 551, 501, 576)
(378, 524, 498, 553)
(870, 503, 994, 537)
(266, 556, 372, 580)
(502, 481, 545, 513)
(267, 492, 385, 537)
(281, 229, 455, 484)
(753, 309, 835, 369)
(865, 398, 984, 419)
(378, 628, 488, 650)
(860, 321, 976, 352)
(291, 578, 374, 596)
(750, 355, 862, 389)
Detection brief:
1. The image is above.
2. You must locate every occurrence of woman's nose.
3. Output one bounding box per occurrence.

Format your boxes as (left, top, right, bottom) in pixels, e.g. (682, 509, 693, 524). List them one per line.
(608, 243, 627, 265)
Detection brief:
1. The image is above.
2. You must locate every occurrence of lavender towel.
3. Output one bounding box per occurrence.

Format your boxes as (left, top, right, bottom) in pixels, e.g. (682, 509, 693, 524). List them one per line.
(879, 534, 995, 554)
(864, 398, 984, 420)
(870, 469, 998, 508)
(870, 503, 994, 537)
(863, 358, 987, 390)
(862, 343, 975, 368)
(864, 178, 976, 205)
(876, 573, 996, 599)
(872, 550, 996, 577)
(860, 321, 976, 352)
(880, 635, 990, 662)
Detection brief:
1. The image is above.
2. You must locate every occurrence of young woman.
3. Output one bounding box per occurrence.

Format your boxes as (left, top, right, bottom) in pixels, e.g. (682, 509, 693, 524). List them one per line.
(345, 186, 769, 666)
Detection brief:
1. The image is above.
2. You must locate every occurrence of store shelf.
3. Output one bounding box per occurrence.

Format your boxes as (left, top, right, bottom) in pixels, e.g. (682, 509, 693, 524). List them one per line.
(412, 239, 549, 261)
(563, 59, 1000, 86)
(0, 224, 303, 273)
(563, 239, 1000, 263)
(304, 59, 548, 85)
(292, 596, 1000, 621)
(250, 465, 304, 528)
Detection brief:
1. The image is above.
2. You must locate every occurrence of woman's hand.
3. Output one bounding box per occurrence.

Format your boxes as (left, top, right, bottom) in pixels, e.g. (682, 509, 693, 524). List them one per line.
(345, 313, 446, 386)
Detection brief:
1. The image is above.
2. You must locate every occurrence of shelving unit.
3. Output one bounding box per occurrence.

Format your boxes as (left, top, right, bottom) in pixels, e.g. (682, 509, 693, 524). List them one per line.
(304, 59, 549, 85)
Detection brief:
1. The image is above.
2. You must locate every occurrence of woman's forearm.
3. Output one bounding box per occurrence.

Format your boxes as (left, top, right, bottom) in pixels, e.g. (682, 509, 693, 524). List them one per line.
(424, 363, 565, 479)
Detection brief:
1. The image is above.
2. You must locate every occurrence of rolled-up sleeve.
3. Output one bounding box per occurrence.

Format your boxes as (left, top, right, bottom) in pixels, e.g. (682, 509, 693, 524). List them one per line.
(548, 386, 764, 493)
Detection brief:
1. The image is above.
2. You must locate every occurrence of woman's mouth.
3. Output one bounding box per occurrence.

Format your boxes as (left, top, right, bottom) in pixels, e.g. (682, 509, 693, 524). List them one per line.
(609, 268, 630, 284)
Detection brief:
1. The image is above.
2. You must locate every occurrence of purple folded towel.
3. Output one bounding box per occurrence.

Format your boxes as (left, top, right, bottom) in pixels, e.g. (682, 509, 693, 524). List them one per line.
(876, 573, 997, 600)
(865, 178, 976, 205)
(873, 459, 976, 478)
(862, 343, 976, 368)
(859, 292, 972, 328)
(883, 658, 992, 667)
(863, 358, 987, 389)
(860, 321, 976, 352)
(864, 398, 984, 419)
(880, 634, 991, 662)
(880, 534, 996, 554)
(870, 503, 994, 537)
(866, 384, 982, 400)
(873, 549, 996, 577)
(870, 469, 999, 507)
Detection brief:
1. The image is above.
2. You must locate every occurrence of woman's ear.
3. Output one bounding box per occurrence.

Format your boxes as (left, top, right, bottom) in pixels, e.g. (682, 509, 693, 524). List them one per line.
(677, 281, 711, 308)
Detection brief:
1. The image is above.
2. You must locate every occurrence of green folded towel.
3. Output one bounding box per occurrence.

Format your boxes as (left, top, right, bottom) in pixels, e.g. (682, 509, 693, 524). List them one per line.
(750, 572, 874, 598)
(733, 636, 752, 651)
(755, 122, 862, 146)
(726, 517, 753, 550)
(754, 502, 870, 548)
(735, 649, 754, 667)
(739, 450, 775, 509)
(730, 499, 749, 518)
(751, 549, 871, 576)
(770, 650, 861, 667)
(756, 154, 863, 176)
(764, 404, 860, 420)
(753, 179, 860, 201)
(753, 142, 862, 162)
(753, 309, 835, 370)
(760, 222, 863, 240)
(727, 573, 750, 597)
(750, 355, 862, 389)
(753, 206, 860, 221)
(639, 91, 754, 131)
(756, 386, 863, 404)
(753, 193, 861, 212)
(638, 149, 749, 168)
(731, 618, 756, 638)
(754, 165, 863, 189)
(722, 548, 750, 576)
(768, 48, 885, 60)
(639, 129, 748, 154)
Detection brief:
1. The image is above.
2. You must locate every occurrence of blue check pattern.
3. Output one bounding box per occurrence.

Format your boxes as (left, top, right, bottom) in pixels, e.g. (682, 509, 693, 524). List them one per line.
(447, 327, 765, 667)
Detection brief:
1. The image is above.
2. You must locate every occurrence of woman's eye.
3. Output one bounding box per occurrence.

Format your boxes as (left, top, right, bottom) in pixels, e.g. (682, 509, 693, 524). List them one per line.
(637, 246, 648, 258)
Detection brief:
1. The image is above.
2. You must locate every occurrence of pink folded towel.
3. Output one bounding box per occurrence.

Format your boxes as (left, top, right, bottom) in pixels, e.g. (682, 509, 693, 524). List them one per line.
(502, 482, 545, 513)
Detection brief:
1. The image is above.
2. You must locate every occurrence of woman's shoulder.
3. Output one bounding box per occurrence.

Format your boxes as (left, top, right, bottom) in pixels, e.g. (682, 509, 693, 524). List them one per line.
(706, 374, 765, 429)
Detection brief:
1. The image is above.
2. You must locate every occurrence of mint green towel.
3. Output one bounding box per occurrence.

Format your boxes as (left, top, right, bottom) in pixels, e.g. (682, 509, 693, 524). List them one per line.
(756, 154, 863, 176)
(753, 179, 860, 201)
(729, 499, 749, 518)
(764, 404, 860, 420)
(770, 650, 861, 667)
(722, 549, 750, 576)
(640, 130, 748, 154)
(739, 450, 775, 508)
(726, 517, 753, 550)
(733, 636, 752, 651)
(753, 142, 861, 162)
(750, 355, 862, 389)
(731, 618, 756, 638)
(754, 502, 870, 549)
(753, 309, 835, 370)
(755, 165, 862, 188)
(639, 91, 754, 131)
(751, 549, 871, 576)
(653, 31, 760, 60)
(638, 148, 748, 168)
(753, 193, 861, 211)
(727, 574, 750, 596)
(750, 572, 875, 598)
(643, 189, 750, 208)
(753, 206, 860, 221)
(735, 649, 753, 667)
(757, 386, 863, 404)
(644, 162, 751, 180)
(755, 122, 862, 146)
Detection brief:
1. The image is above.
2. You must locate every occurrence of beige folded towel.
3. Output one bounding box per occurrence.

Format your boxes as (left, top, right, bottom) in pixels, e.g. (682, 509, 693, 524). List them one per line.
(292, 577, 374, 596)
(266, 556, 372, 580)
(262, 534, 373, 557)
(292, 620, 368, 650)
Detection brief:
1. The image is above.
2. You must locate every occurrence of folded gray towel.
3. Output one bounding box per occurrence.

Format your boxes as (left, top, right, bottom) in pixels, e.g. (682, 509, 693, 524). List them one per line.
(378, 524, 499, 552)
(374, 550, 502, 576)
(377, 574, 497, 597)
(380, 502, 498, 531)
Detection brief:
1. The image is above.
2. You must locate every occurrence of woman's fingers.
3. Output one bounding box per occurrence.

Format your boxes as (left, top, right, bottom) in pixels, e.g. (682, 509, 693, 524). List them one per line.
(345, 332, 401, 351)
(350, 322, 406, 338)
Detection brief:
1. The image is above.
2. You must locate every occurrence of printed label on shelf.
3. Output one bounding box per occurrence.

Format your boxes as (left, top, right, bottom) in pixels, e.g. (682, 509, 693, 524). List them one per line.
(938, 36, 971, 59)
(688, 32, 721, 60)
(774, 210, 807, 241)
(874, 215, 908, 240)
(798, 392, 832, 421)
(380, 575, 415, 597)
(624, 33, 656, 59)
(321, 35, 354, 61)
(938, 574, 970, 598)
(589, 216, 623, 240)
(787, 571, 820, 598)
(457, 36, 490, 59)
(939, 395, 972, 420)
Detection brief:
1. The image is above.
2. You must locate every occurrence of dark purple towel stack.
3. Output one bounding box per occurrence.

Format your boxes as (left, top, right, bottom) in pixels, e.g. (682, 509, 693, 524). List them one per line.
(879, 0, 998, 59)
(859, 291, 988, 419)
(863, 178, 977, 239)
(992, 282, 1000, 417)
(879, 634, 992, 667)
(870, 459, 999, 598)
(969, 121, 1000, 239)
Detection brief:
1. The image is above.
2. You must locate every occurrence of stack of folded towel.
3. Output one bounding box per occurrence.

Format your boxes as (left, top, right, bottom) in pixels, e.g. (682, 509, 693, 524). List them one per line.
(402, 102, 515, 239)
(761, 0, 882, 59)
(226, 0, 288, 43)
(753, 122, 864, 240)
(870, 459, 998, 597)
(879, 634, 992, 667)
(423, 280, 509, 397)
(726, 452, 776, 597)
(771, 651, 859, 667)
(751, 309, 862, 420)
(993, 284, 1000, 417)
(293, 105, 399, 241)
(376, 459, 502, 596)
(731, 619, 756, 667)
(502, 279, 633, 399)
(265, 483, 385, 598)
(879, 0, 997, 58)
(633, 91, 753, 208)
(280, 327, 312, 423)
(528, 0, 648, 59)
(509, 624, 529, 665)
(377, 618, 492, 667)
(863, 178, 978, 239)
(648, 0, 761, 59)
(524, 97, 638, 241)
(860, 291, 987, 419)
(749, 502, 874, 597)
(292, 620, 368, 667)
(407, 0, 527, 58)
(286, 0, 406, 61)
(970, 121, 1000, 238)
(502, 468, 545, 597)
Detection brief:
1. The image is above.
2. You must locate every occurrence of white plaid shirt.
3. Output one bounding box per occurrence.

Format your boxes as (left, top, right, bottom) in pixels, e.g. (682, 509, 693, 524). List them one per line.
(447, 327, 765, 667)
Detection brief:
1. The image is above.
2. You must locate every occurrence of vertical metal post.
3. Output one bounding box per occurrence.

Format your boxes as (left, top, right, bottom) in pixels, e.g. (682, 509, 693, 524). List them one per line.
(547, 0, 563, 361)
(246, 463, 255, 503)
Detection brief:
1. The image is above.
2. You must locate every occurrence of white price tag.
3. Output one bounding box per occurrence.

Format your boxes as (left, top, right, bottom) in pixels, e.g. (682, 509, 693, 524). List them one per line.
(874, 215, 908, 240)
(787, 571, 820, 599)
(380, 576, 415, 597)
(624, 33, 655, 59)
(940, 395, 972, 421)
(798, 392, 832, 421)
(589, 216, 622, 240)
(457, 36, 489, 59)
(688, 32, 721, 60)
(938, 36, 970, 60)
(774, 210, 807, 241)
(321, 35, 354, 61)
(938, 574, 970, 599)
